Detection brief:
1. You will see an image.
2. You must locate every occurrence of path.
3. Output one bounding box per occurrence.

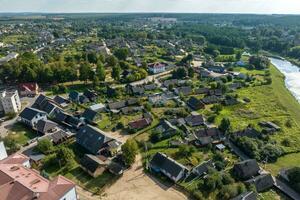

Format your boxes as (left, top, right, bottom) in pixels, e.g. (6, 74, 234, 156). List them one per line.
(101, 154, 188, 200)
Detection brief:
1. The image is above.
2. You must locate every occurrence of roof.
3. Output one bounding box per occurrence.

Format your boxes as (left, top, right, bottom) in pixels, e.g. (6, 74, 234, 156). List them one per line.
(0, 162, 75, 200)
(175, 86, 192, 96)
(108, 101, 126, 110)
(69, 91, 79, 101)
(156, 119, 177, 134)
(80, 154, 108, 174)
(36, 119, 57, 134)
(233, 159, 260, 180)
(89, 103, 106, 111)
(82, 109, 99, 122)
(231, 191, 257, 200)
(76, 125, 113, 155)
(185, 114, 205, 127)
(48, 130, 70, 144)
(192, 160, 213, 176)
(187, 97, 205, 110)
(150, 152, 188, 181)
(19, 83, 38, 92)
(19, 107, 46, 121)
(128, 118, 151, 129)
(53, 95, 69, 106)
(235, 127, 260, 138)
(0, 153, 29, 165)
(245, 174, 274, 192)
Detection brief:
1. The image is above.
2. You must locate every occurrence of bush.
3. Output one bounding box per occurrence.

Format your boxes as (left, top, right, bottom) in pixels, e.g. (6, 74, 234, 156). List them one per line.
(35, 138, 53, 154)
(207, 114, 217, 123)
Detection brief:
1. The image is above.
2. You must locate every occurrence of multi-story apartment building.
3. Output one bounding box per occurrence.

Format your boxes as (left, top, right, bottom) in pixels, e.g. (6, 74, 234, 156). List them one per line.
(0, 90, 22, 115)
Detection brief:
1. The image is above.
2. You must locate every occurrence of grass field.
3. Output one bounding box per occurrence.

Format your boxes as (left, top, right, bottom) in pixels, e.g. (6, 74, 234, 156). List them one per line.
(265, 152, 300, 175)
(216, 65, 300, 153)
(7, 123, 37, 146)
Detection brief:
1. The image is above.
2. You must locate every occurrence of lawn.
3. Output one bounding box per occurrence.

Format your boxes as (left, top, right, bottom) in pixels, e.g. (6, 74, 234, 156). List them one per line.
(265, 152, 300, 175)
(216, 65, 300, 153)
(7, 123, 37, 146)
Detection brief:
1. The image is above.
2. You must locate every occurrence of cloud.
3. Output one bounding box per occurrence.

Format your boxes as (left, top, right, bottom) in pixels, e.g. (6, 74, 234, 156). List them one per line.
(0, 0, 300, 14)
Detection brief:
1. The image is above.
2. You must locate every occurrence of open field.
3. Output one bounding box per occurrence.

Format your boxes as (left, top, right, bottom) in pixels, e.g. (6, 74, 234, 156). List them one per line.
(216, 65, 300, 153)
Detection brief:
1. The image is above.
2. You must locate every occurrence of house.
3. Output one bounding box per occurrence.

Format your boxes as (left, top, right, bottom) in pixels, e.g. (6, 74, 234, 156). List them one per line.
(32, 95, 59, 117)
(155, 119, 178, 139)
(194, 87, 209, 95)
(148, 93, 166, 105)
(76, 125, 114, 155)
(0, 90, 22, 114)
(0, 153, 31, 168)
(48, 130, 71, 145)
(206, 65, 225, 73)
(224, 96, 239, 106)
(201, 95, 221, 104)
(19, 83, 39, 96)
(127, 98, 139, 106)
(187, 96, 205, 110)
(149, 152, 188, 182)
(185, 114, 205, 127)
(89, 103, 106, 112)
(144, 83, 157, 91)
(102, 140, 122, 157)
(121, 106, 143, 115)
(69, 91, 80, 103)
(128, 118, 152, 130)
(235, 127, 260, 138)
(174, 86, 193, 96)
(231, 191, 257, 200)
(36, 119, 58, 135)
(82, 109, 102, 124)
(233, 159, 260, 180)
(19, 107, 47, 128)
(192, 160, 214, 177)
(0, 153, 77, 200)
(245, 174, 274, 192)
(163, 79, 178, 88)
(53, 95, 70, 108)
(83, 89, 98, 102)
(194, 127, 221, 146)
(258, 121, 281, 132)
(80, 154, 109, 177)
(52, 108, 84, 129)
(148, 62, 167, 74)
(126, 85, 145, 96)
(108, 100, 126, 112)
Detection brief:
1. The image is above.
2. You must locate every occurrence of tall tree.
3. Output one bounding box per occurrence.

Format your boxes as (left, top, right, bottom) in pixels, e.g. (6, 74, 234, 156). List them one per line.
(122, 139, 138, 166)
(96, 61, 106, 81)
(112, 65, 121, 81)
(79, 62, 93, 83)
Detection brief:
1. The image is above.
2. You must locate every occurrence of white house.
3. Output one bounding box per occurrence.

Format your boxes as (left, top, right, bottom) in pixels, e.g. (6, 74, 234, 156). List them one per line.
(0, 90, 22, 114)
(148, 62, 167, 74)
(19, 107, 47, 128)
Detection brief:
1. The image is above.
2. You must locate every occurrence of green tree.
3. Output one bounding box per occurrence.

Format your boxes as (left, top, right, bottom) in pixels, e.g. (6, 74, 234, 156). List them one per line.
(122, 139, 139, 166)
(112, 65, 121, 81)
(106, 55, 118, 67)
(79, 62, 93, 83)
(219, 118, 231, 133)
(36, 138, 53, 154)
(96, 62, 106, 81)
(114, 48, 129, 61)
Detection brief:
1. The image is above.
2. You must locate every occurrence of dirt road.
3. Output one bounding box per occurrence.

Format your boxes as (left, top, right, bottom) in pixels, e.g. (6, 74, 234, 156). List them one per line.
(101, 154, 188, 200)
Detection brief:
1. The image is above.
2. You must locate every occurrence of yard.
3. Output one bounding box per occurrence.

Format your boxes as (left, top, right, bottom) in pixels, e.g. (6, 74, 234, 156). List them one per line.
(6, 123, 37, 146)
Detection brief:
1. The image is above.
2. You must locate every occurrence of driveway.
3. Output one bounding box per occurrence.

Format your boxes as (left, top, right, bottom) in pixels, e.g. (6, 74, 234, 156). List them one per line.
(101, 154, 188, 200)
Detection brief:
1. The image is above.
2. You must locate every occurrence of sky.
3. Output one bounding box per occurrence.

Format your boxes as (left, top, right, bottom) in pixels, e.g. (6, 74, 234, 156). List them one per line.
(1, 0, 300, 14)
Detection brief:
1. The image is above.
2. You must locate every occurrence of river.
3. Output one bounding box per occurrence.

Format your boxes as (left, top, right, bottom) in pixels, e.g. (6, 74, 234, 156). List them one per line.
(270, 58, 300, 103)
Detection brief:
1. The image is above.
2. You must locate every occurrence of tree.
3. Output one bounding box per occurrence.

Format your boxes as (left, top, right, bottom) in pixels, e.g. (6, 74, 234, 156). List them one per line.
(106, 55, 118, 67)
(219, 118, 231, 133)
(122, 139, 139, 166)
(58, 146, 76, 170)
(172, 67, 187, 79)
(188, 67, 195, 78)
(114, 48, 129, 61)
(87, 51, 98, 64)
(2, 137, 19, 154)
(112, 65, 121, 81)
(96, 62, 106, 81)
(79, 62, 93, 83)
(36, 138, 53, 154)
